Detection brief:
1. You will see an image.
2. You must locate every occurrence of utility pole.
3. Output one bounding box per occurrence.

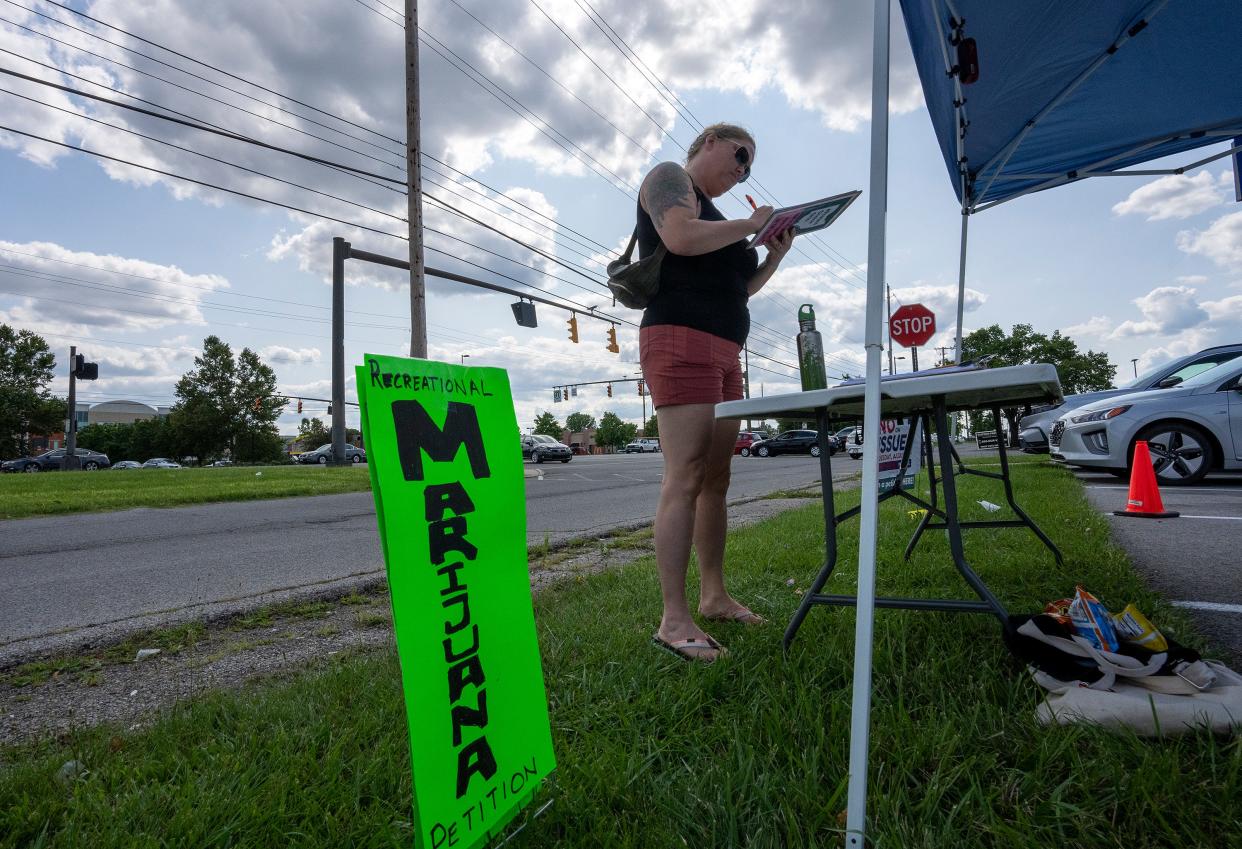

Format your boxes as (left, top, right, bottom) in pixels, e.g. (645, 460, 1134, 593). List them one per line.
(331, 237, 348, 465)
(744, 346, 751, 431)
(64, 345, 80, 471)
(936, 346, 950, 367)
(405, 0, 428, 357)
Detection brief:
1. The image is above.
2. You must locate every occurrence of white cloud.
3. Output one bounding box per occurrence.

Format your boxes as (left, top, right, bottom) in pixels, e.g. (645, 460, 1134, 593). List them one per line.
(1112, 172, 1225, 221)
(1110, 285, 1209, 338)
(1064, 315, 1112, 338)
(260, 345, 321, 365)
(1177, 211, 1242, 268)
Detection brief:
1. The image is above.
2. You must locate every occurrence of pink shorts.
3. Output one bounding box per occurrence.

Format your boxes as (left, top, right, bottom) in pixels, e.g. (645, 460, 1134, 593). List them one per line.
(639, 325, 744, 409)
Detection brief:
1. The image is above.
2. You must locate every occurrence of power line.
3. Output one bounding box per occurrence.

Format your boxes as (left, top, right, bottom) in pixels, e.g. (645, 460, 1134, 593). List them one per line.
(35, 0, 403, 147)
(1, 1, 407, 167)
(0, 86, 405, 224)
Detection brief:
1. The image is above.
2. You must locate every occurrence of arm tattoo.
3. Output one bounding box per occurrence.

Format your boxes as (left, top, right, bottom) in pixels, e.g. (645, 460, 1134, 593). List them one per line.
(642, 163, 695, 229)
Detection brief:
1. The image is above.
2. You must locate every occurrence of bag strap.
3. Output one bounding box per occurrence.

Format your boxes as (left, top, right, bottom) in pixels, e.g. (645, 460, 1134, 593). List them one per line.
(619, 229, 638, 264)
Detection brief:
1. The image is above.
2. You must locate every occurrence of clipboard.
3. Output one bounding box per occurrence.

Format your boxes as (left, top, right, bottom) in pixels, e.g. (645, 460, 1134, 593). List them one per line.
(748, 189, 861, 247)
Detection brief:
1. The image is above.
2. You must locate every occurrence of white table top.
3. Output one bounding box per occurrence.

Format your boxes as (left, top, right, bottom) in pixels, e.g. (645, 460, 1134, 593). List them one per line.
(716, 363, 1062, 420)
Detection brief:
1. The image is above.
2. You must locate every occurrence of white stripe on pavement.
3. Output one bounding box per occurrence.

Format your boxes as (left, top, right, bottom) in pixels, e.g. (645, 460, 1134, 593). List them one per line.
(1173, 601, 1242, 614)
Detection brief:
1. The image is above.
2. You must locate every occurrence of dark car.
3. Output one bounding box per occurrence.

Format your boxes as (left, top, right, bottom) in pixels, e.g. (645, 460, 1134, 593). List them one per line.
(521, 434, 572, 463)
(297, 443, 366, 464)
(1, 448, 111, 472)
(750, 430, 830, 458)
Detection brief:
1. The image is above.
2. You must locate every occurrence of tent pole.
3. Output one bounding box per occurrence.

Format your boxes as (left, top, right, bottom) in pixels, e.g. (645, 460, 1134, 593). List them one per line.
(954, 206, 968, 366)
(846, 0, 890, 845)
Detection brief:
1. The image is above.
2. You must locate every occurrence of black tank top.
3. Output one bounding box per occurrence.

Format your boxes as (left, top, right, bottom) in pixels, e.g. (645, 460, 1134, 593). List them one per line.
(637, 183, 758, 347)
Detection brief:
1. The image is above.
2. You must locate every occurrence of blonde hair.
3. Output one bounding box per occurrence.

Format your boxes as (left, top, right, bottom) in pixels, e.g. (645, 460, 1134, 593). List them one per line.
(685, 123, 755, 164)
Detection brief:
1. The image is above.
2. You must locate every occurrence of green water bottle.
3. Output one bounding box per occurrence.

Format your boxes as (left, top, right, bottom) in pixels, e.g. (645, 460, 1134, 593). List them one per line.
(796, 304, 827, 391)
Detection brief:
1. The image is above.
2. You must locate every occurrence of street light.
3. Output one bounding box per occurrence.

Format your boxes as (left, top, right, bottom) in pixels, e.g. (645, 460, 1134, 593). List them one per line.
(461, 353, 470, 364)
(892, 355, 907, 374)
(1131, 358, 1138, 379)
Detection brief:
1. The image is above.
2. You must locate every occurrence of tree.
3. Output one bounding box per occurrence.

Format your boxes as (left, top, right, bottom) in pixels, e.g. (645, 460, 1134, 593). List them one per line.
(533, 412, 562, 439)
(595, 412, 637, 449)
(170, 336, 287, 463)
(643, 414, 658, 438)
(565, 412, 595, 433)
(962, 323, 1116, 446)
(297, 417, 331, 450)
(0, 324, 57, 458)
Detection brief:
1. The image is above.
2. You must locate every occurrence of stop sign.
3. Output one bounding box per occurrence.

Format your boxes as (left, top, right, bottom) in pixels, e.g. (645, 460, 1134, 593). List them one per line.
(889, 303, 936, 348)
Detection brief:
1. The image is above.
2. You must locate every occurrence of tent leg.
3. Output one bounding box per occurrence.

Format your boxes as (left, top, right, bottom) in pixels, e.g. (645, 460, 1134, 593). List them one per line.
(846, 0, 891, 845)
(953, 207, 969, 367)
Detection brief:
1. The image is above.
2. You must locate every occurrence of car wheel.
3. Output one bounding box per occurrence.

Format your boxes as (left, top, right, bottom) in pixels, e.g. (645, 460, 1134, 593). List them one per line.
(351, 454, 362, 464)
(810, 444, 821, 458)
(533, 451, 543, 464)
(1134, 422, 1213, 486)
(740, 447, 750, 457)
(23, 464, 39, 473)
(318, 455, 328, 465)
(561, 457, 571, 463)
(757, 446, 770, 457)
(83, 461, 99, 471)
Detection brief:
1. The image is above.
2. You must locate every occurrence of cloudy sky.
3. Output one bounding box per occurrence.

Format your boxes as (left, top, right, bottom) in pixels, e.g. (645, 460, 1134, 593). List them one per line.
(2, 0, 1239, 435)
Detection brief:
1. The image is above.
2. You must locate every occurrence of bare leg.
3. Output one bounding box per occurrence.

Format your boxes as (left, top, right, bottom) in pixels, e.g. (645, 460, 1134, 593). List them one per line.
(695, 418, 758, 620)
(652, 403, 720, 657)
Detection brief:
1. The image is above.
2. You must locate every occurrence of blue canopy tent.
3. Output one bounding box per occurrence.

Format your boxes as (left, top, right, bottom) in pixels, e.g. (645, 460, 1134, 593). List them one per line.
(843, 2, 1242, 844)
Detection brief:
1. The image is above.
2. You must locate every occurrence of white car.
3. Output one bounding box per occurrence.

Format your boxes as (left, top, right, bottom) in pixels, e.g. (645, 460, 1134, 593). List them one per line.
(623, 438, 661, 453)
(1051, 357, 1242, 486)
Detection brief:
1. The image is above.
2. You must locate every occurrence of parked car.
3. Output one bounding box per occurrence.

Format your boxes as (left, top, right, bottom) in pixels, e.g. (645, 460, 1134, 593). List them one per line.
(833, 425, 862, 452)
(750, 430, 830, 458)
(1019, 343, 1242, 453)
(1050, 356, 1242, 486)
(521, 434, 572, 463)
(734, 431, 766, 456)
(111, 460, 143, 470)
(624, 438, 661, 453)
(296, 444, 366, 464)
(142, 458, 182, 469)
(1, 448, 111, 472)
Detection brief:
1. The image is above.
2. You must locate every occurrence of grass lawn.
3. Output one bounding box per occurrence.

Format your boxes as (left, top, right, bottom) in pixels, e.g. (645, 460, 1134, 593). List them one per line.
(2, 460, 1239, 847)
(0, 465, 372, 520)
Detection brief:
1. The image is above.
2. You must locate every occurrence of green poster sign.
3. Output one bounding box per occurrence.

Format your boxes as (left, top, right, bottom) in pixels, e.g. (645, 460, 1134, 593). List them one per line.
(356, 354, 555, 849)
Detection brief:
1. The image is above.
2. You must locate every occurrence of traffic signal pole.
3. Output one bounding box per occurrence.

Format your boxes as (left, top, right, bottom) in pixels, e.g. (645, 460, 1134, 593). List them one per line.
(64, 345, 80, 470)
(405, 0, 428, 358)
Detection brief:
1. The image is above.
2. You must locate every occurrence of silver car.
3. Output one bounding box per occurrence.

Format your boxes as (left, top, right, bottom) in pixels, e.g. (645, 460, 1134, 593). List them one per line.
(1019, 343, 1242, 453)
(1050, 357, 1242, 485)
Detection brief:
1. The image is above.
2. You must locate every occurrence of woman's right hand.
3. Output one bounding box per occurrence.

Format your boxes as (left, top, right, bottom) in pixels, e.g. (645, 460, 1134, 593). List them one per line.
(747, 205, 774, 233)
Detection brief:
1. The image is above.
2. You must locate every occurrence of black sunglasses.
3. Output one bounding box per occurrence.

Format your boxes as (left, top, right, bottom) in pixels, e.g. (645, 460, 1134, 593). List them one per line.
(725, 139, 751, 182)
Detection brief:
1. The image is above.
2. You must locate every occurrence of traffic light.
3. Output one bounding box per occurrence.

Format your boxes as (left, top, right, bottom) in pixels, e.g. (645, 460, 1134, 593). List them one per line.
(511, 300, 537, 328)
(606, 383, 612, 397)
(606, 325, 619, 354)
(637, 379, 645, 397)
(73, 354, 98, 380)
(327, 404, 333, 415)
(567, 314, 579, 344)
(253, 397, 262, 412)
(297, 400, 303, 414)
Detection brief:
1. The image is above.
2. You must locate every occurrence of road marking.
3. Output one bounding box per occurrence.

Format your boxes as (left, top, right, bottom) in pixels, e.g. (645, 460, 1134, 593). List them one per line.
(1103, 512, 1242, 520)
(1173, 601, 1242, 615)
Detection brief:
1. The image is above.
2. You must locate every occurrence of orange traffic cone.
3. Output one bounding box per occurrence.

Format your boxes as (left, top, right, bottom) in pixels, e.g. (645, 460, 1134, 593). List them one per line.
(1113, 440, 1179, 519)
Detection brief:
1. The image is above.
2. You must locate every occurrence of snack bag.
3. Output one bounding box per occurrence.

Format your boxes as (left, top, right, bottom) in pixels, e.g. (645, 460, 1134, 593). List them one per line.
(1043, 598, 1073, 626)
(1112, 604, 1169, 652)
(1068, 586, 1120, 652)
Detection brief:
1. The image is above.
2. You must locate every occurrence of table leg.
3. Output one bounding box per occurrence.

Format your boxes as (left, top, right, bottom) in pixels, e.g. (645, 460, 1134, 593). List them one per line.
(783, 407, 839, 651)
(992, 405, 1064, 565)
(933, 400, 1009, 625)
(904, 414, 938, 561)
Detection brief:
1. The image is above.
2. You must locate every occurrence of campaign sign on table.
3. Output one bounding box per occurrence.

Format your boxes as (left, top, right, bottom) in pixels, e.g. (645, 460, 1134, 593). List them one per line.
(876, 417, 922, 493)
(356, 354, 555, 849)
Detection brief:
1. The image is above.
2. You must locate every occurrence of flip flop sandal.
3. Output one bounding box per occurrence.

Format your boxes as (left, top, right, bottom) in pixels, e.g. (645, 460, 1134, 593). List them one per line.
(651, 634, 728, 663)
(705, 608, 768, 625)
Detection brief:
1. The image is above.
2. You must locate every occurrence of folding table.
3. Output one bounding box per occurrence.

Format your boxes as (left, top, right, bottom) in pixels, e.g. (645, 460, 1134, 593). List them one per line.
(715, 364, 1064, 649)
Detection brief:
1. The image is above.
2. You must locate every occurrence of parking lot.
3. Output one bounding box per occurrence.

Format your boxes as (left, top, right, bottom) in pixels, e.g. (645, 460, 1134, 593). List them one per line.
(1077, 469, 1242, 665)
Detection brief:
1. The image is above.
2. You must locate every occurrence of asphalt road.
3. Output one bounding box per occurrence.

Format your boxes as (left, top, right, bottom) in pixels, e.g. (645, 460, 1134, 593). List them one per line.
(0, 452, 853, 663)
(1078, 469, 1242, 665)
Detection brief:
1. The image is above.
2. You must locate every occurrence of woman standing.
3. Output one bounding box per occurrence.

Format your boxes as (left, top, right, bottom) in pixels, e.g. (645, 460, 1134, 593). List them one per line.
(638, 123, 795, 662)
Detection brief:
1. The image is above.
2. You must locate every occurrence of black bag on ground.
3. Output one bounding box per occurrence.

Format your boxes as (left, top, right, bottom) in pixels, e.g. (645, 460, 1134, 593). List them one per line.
(606, 229, 666, 309)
